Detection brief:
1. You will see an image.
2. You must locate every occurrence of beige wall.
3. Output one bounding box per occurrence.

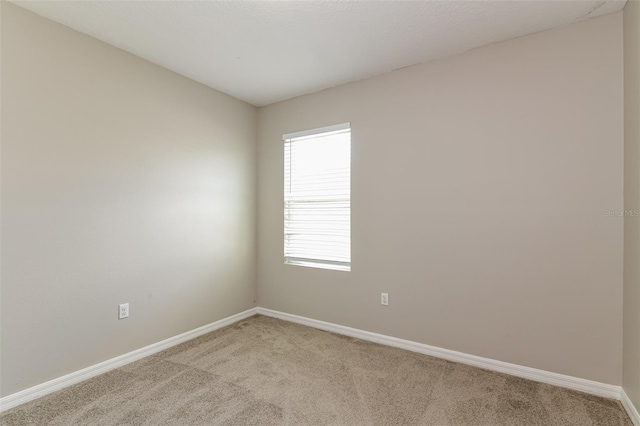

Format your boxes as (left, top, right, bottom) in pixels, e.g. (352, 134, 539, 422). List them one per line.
(624, 0, 640, 413)
(0, 3, 257, 397)
(0, 0, 630, 400)
(257, 13, 624, 385)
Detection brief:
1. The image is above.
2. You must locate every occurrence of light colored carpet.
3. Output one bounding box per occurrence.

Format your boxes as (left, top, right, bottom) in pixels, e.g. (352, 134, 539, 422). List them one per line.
(0, 315, 633, 425)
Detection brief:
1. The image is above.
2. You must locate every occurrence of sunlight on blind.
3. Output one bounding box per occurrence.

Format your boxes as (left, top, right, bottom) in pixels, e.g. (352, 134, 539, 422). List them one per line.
(284, 124, 351, 271)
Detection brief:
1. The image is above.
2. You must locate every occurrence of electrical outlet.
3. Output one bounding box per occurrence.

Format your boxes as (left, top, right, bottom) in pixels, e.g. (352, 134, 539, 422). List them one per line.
(381, 293, 389, 306)
(119, 303, 129, 319)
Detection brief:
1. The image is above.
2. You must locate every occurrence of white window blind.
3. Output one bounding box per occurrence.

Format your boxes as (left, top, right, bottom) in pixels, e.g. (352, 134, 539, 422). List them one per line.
(284, 123, 351, 271)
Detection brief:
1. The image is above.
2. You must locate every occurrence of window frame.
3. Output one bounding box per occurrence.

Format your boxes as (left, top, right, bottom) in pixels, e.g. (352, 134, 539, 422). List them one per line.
(283, 122, 351, 272)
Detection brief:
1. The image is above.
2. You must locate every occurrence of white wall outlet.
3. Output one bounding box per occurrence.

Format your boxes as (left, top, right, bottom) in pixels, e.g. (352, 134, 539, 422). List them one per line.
(118, 303, 129, 319)
(381, 293, 389, 306)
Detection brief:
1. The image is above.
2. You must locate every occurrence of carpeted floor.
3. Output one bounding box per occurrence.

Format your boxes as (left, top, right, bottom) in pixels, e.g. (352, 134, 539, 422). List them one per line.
(0, 315, 633, 425)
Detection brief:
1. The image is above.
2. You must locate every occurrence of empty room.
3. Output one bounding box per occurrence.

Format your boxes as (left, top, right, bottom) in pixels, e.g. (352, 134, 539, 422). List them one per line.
(1, 0, 639, 425)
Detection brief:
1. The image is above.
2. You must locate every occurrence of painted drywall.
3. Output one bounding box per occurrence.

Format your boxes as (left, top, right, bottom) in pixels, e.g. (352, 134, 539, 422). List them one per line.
(624, 0, 640, 413)
(257, 13, 624, 385)
(0, 3, 257, 397)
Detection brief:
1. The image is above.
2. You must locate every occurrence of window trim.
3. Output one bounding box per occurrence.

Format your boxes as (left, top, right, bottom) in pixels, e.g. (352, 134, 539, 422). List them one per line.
(283, 122, 351, 272)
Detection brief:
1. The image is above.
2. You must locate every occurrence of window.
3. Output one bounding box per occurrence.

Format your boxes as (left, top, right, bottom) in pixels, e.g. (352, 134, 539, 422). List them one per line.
(283, 123, 351, 271)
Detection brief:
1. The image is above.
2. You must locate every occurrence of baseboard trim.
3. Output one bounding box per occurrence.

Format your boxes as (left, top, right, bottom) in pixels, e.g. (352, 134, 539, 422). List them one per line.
(622, 389, 640, 426)
(1, 306, 629, 416)
(256, 307, 622, 400)
(0, 307, 257, 413)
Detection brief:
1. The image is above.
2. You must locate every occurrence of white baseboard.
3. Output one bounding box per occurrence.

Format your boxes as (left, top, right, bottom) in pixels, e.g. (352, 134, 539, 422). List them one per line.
(256, 307, 622, 400)
(2, 306, 631, 419)
(622, 389, 640, 426)
(0, 308, 257, 413)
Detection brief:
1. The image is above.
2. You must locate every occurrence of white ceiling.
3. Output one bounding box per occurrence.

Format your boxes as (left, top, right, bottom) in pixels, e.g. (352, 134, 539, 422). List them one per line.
(13, 0, 626, 107)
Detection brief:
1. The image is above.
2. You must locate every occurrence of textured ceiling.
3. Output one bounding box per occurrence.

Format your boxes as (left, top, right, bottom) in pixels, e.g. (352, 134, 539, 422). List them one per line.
(12, 0, 626, 106)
